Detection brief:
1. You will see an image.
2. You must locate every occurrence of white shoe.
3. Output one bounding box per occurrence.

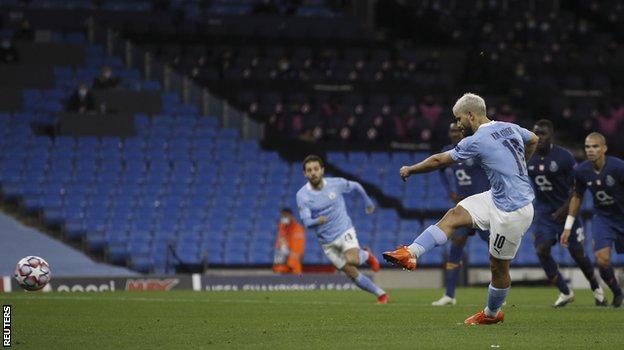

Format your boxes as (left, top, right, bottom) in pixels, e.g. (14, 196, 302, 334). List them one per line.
(432, 295, 457, 306)
(554, 291, 575, 308)
(593, 287, 608, 306)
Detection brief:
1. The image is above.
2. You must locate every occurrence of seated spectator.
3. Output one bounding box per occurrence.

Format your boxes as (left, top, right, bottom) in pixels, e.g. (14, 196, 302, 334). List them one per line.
(495, 103, 518, 123)
(419, 95, 442, 127)
(66, 83, 96, 113)
(393, 106, 418, 142)
(0, 38, 19, 63)
(598, 101, 624, 137)
(13, 20, 34, 42)
(92, 66, 121, 90)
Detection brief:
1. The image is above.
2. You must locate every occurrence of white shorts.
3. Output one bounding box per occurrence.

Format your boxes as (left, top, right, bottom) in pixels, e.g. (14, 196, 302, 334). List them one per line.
(458, 190, 534, 260)
(322, 228, 361, 269)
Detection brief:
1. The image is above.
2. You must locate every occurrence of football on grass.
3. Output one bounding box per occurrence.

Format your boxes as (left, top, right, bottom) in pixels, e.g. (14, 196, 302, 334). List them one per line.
(14, 256, 52, 291)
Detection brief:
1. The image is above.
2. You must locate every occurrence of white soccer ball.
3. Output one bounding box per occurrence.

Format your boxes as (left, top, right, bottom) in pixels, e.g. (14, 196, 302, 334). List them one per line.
(14, 256, 52, 291)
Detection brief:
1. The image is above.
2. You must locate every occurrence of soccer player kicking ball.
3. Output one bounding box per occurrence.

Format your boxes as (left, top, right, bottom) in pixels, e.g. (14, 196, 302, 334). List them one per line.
(383, 93, 538, 325)
(528, 120, 606, 307)
(296, 155, 388, 304)
(560, 132, 624, 308)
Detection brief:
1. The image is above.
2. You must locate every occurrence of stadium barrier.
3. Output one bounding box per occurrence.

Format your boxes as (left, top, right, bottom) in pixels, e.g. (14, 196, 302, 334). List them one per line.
(0, 274, 360, 293)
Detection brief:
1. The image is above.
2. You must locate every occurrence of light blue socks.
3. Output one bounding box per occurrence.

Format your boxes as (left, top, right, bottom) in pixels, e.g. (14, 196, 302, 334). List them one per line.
(352, 273, 385, 297)
(485, 283, 509, 317)
(408, 225, 448, 257)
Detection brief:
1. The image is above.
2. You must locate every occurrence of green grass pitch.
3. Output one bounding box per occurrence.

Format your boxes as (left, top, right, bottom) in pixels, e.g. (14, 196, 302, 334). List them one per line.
(3, 288, 623, 349)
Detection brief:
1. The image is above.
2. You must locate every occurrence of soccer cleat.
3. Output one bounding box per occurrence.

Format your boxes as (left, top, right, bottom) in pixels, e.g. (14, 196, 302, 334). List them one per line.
(382, 246, 417, 271)
(612, 293, 623, 308)
(365, 247, 381, 272)
(377, 294, 389, 304)
(593, 287, 608, 307)
(464, 310, 504, 325)
(432, 295, 457, 306)
(553, 291, 575, 308)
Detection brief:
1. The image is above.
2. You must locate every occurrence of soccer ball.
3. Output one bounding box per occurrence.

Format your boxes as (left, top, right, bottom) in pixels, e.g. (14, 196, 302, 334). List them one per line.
(14, 256, 52, 291)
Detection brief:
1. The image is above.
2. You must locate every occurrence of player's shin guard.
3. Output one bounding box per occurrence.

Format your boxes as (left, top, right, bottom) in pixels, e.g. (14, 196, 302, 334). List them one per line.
(599, 266, 623, 296)
(352, 272, 385, 297)
(408, 225, 448, 258)
(568, 247, 600, 290)
(445, 244, 464, 298)
(484, 284, 509, 317)
(537, 250, 570, 295)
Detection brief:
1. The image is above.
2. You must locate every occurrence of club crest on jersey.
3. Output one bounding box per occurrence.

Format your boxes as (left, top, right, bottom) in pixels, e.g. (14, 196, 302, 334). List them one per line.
(528, 165, 535, 170)
(549, 161, 558, 172)
(538, 164, 545, 171)
(328, 192, 337, 200)
(465, 158, 474, 166)
(596, 180, 602, 186)
(606, 175, 616, 187)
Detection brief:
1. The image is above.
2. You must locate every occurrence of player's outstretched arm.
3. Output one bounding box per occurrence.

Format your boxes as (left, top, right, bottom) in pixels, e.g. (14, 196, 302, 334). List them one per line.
(400, 152, 455, 181)
(560, 190, 583, 247)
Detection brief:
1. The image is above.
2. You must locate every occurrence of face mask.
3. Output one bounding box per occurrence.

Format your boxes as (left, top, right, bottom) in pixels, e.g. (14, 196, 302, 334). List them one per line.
(280, 217, 291, 225)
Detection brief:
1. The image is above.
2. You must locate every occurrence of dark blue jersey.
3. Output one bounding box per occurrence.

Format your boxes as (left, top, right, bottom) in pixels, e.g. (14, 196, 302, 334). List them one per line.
(574, 156, 624, 220)
(527, 144, 576, 214)
(439, 144, 489, 198)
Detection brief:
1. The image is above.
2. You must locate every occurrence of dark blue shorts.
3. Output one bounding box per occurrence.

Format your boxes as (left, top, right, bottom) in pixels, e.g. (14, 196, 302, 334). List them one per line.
(454, 226, 489, 243)
(531, 213, 584, 250)
(591, 215, 624, 253)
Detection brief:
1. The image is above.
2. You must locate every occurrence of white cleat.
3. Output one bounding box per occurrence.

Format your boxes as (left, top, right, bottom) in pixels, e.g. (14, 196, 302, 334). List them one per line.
(593, 287, 608, 307)
(554, 291, 575, 308)
(432, 295, 457, 306)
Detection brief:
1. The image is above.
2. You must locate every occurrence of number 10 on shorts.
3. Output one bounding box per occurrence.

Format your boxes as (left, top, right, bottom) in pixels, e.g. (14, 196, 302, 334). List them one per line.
(493, 234, 506, 250)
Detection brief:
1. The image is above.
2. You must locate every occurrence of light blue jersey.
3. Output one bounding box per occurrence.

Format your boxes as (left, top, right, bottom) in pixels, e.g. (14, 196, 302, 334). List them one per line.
(448, 121, 535, 212)
(296, 177, 374, 244)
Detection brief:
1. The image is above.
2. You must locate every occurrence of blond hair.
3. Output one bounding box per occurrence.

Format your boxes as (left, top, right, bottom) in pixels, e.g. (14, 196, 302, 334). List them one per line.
(452, 93, 486, 117)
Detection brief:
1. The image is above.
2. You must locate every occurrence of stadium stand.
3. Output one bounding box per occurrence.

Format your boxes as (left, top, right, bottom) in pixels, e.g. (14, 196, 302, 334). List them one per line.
(1, 1, 623, 276)
(0, 211, 137, 276)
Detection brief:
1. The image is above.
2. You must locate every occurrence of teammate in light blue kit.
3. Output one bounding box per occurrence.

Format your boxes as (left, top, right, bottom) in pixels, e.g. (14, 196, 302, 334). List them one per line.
(383, 93, 538, 325)
(296, 155, 388, 304)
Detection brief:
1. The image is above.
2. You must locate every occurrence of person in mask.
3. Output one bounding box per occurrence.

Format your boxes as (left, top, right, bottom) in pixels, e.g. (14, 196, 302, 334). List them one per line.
(66, 82, 96, 113)
(272, 208, 306, 275)
(93, 65, 121, 90)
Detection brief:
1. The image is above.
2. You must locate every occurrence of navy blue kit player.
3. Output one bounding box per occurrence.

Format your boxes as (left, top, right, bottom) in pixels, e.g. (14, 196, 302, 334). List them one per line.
(561, 132, 624, 308)
(432, 123, 490, 306)
(528, 120, 606, 307)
